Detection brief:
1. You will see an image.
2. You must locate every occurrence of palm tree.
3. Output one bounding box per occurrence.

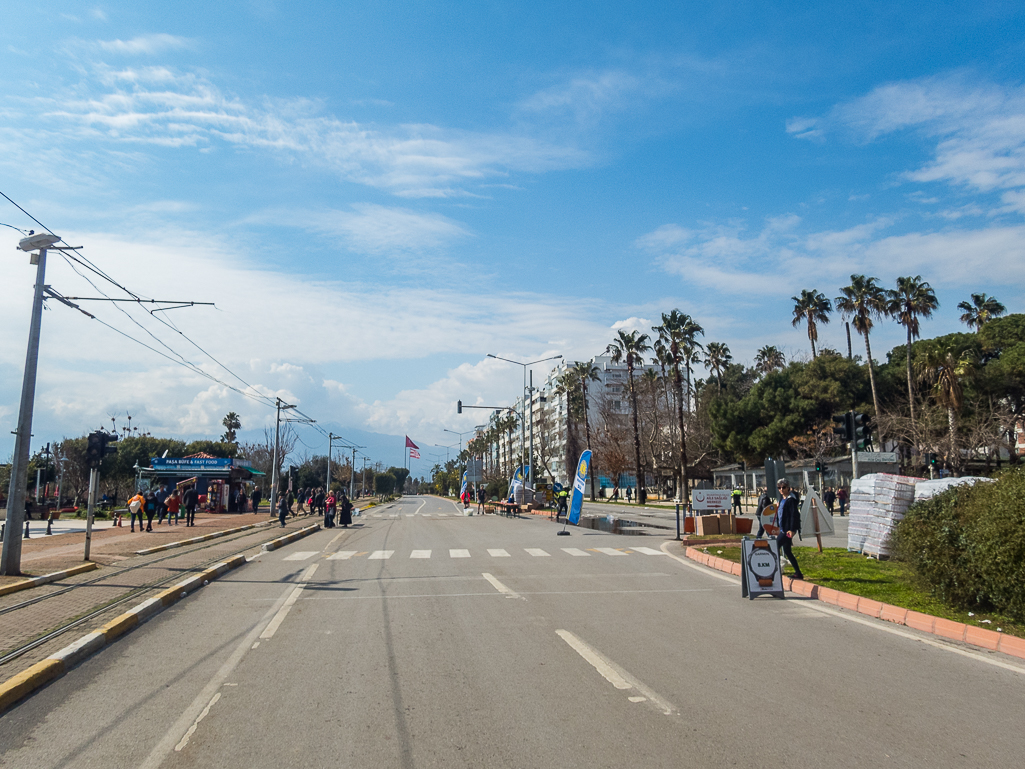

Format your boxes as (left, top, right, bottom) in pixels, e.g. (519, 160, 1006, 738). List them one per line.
(835, 275, 887, 418)
(221, 411, 242, 444)
(754, 345, 785, 376)
(915, 346, 975, 469)
(607, 329, 652, 504)
(653, 311, 704, 506)
(791, 289, 832, 359)
(958, 293, 1006, 332)
(887, 276, 939, 428)
(702, 342, 732, 393)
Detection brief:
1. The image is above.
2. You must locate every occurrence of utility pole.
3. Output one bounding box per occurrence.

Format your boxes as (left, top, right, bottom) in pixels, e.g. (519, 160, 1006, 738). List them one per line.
(326, 433, 337, 494)
(349, 447, 357, 499)
(2, 233, 60, 576)
(528, 370, 535, 487)
(361, 456, 368, 496)
(269, 398, 295, 517)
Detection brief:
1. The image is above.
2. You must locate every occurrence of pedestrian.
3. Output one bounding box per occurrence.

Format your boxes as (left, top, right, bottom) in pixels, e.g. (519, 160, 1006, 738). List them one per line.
(296, 487, 307, 514)
(339, 491, 353, 527)
(324, 490, 336, 528)
(287, 488, 296, 516)
(166, 490, 181, 525)
(626, 487, 632, 503)
(251, 486, 262, 513)
(823, 486, 836, 514)
(477, 487, 487, 515)
(182, 485, 198, 527)
(315, 488, 326, 517)
(236, 486, 247, 514)
(155, 484, 169, 524)
(556, 490, 568, 519)
(754, 487, 773, 539)
(143, 489, 157, 532)
(837, 486, 848, 516)
(128, 491, 146, 532)
(731, 486, 743, 514)
(277, 492, 289, 527)
(774, 479, 804, 581)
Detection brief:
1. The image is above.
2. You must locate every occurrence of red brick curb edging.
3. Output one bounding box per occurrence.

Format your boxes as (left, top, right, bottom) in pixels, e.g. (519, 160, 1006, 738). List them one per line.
(683, 545, 1025, 663)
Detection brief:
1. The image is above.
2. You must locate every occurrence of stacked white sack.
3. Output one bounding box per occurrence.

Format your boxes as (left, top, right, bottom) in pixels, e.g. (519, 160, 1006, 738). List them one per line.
(847, 473, 917, 557)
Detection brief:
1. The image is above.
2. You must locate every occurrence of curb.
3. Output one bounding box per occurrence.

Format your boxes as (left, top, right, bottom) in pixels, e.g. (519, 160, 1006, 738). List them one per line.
(260, 523, 321, 552)
(135, 521, 274, 555)
(0, 554, 247, 715)
(683, 546, 1025, 662)
(0, 563, 100, 598)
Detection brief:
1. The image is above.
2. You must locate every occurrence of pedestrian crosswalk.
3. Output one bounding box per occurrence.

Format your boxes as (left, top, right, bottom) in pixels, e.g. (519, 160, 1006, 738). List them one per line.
(287, 546, 667, 561)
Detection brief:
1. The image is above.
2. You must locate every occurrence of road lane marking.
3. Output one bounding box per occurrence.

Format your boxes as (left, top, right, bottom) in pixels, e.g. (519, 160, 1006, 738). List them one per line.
(413, 499, 427, 515)
(631, 547, 665, 555)
(410, 550, 431, 559)
(139, 569, 317, 768)
(555, 630, 676, 715)
(328, 551, 358, 560)
(174, 692, 220, 752)
(282, 551, 319, 561)
(406, 514, 415, 517)
(450, 549, 470, 558)
(369, 550, 394, 559)
(326, 532, 345, 547)
(260, 563, 319, 640)
(422, 513, 432, 517)
(482, 572, 524, 600)
(561, 548, 590, 557)
(488, 549, 510, 557)
(593, 547, 628, 556)
(525, 548, 550, 557)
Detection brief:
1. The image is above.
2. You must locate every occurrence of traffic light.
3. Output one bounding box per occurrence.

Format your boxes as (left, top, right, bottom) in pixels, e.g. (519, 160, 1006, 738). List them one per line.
(739, 461, 747, 472)
(927, 452, 939, 466)
(101, 432, 118, 458)
(86, 432, 103, 468)
(832, 413, 852, 442)
(853, 413, 872, 450)
(457, 400, 463, 414)
(815, 459, 827, 474)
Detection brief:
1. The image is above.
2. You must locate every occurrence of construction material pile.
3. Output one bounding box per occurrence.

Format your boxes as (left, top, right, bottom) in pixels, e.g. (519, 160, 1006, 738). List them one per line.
(847, 473, 917, 558)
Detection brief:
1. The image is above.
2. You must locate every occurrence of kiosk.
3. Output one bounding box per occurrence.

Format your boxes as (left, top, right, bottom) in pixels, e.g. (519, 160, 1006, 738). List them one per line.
(139, 455, 264, 513)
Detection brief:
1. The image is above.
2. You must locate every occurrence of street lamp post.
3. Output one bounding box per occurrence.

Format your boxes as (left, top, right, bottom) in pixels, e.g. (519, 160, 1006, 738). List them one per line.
(2, 232, 60, 576)
(485, 354, 562, 487)
(269, 398, 296, 517)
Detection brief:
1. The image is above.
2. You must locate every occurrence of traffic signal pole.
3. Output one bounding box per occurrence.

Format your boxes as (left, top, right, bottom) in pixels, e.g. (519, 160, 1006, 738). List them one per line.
(84, 466, 99, 561)
(850, 411, 860, 480)
(1, 237, 58, 576)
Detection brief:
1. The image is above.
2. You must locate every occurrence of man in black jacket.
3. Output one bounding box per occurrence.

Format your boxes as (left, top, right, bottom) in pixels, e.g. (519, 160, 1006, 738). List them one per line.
(182, 486, 198, 527)
(775, 479, 804, 580)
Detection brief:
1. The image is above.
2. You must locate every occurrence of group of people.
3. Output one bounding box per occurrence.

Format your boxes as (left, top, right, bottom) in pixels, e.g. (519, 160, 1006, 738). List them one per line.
(127, 484, 199, 532)
(275, 486, 353, 528)
(821, 486, 849, 516)
(232, 485, 261, 513)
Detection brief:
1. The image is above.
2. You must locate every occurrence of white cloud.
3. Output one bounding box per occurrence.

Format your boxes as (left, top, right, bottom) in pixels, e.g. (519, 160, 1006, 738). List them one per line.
(256, 204, 471, 255)
(10, 63, 586, 198)
(0, 229, 614, 448)
(789, 73, 1025, 213)
(97, 34, 190, 55)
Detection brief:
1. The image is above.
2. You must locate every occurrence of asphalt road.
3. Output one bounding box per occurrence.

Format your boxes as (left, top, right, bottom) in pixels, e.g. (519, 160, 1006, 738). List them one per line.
(1, 495, 1022, 768)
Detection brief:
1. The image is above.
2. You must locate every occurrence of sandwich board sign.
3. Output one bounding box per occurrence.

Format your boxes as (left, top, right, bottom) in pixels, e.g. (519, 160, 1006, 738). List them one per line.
(741, 537, 785, 599)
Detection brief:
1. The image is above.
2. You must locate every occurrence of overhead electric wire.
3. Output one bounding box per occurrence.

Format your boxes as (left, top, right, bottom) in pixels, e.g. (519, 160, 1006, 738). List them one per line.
(2, 188, 372, 462)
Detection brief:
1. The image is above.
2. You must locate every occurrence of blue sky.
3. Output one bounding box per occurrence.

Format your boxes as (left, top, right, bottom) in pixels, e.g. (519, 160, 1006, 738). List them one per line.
(2, 1, 1024, 475)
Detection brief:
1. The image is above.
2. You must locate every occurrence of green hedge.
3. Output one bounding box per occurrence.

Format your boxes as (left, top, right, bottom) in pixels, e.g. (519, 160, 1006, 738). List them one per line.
(894, 468, 1025, 622)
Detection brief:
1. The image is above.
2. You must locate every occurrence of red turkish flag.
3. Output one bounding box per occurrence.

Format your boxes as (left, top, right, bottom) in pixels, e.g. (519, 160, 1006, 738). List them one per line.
(405, 436, 419, 449)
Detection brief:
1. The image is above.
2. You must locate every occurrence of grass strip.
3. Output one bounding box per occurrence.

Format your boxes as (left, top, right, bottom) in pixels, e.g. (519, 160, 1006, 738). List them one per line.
(700, 544, 1025, 639)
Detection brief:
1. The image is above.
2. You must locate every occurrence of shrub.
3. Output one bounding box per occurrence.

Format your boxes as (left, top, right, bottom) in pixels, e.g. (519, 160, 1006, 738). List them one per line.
(894, 468, 1025, 621)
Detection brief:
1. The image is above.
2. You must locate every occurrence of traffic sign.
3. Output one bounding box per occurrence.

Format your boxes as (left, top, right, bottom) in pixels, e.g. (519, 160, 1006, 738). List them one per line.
(741, 538, 785, 599)
(692, 489, 731, 510)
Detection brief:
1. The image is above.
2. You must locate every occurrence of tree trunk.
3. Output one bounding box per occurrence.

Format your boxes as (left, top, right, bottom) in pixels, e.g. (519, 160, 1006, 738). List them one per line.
(628, 364, 644, 505)
(809, 321, 818, 360)
(906, 326, 916, 429)
(582, 379, 597, 501)
(864, 331, 880, 422)
(948, 406, 957, 476)
(673, 361, 690, 506)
